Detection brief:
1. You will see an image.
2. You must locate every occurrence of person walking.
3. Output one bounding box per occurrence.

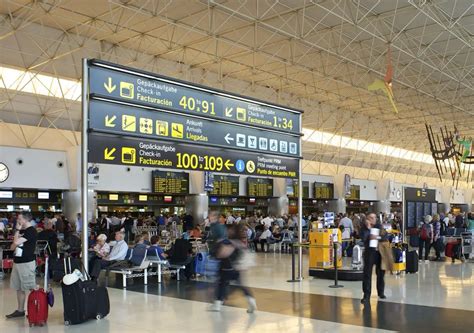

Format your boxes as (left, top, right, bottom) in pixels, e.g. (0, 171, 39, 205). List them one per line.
(209, 224, 257, 313)
(430, 215, 442, 261)
(360, 213, 386, 304)
(5, 212, 38, 319)
(419, 215, 433, 263)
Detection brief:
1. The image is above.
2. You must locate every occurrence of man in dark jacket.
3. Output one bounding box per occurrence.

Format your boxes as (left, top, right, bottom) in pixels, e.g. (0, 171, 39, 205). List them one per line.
(360, 213, 387, 304)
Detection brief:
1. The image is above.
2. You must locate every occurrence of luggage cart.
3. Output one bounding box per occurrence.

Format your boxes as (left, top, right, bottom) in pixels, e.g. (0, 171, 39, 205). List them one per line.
(0, 240, 13, 279)
(461, 232, 472, 260)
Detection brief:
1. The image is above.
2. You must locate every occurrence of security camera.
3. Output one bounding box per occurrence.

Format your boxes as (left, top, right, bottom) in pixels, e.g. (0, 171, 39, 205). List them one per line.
(17, 158, 23, 165)
(57, 161, 64, 168)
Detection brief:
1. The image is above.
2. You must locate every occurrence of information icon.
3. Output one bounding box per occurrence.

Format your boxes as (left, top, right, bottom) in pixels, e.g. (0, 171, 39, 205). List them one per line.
(236, 160, 245, 173)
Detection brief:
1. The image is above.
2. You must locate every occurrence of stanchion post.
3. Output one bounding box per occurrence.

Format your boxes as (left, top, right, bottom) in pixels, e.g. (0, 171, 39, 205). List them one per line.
(287, 243, 300, 283)
(329, 242, 344, 288)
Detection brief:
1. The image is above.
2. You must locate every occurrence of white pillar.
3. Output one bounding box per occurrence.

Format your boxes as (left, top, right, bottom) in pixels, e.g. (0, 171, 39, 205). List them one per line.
(269, 178, 288, 216)
(375, 179, 391, 215)
(186, 171, 208, 224)
(332, 174, 348, 214)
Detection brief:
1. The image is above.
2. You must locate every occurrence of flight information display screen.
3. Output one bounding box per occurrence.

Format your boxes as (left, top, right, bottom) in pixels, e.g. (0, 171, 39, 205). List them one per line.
(314, 182, 334, 199)
(209, 175, 239, 196)
(152, 171, 189, 194)
(247, 178, 273, 197)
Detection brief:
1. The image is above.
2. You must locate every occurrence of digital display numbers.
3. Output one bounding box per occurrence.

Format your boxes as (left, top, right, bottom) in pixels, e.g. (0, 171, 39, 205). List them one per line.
(152, 170, 189, 194)
(88, 134, 299, 179)
(247, 178, 273, 197)
(209, 175, 239, 196)
(89, 61, 301, 135)
(314, 182, 334, 199)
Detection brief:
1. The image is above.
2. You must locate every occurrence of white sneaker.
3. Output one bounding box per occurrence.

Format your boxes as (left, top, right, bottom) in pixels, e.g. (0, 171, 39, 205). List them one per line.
(246, 297, 257, 313)
(208, 300, 222, 312)
(424, 260, 428, 263)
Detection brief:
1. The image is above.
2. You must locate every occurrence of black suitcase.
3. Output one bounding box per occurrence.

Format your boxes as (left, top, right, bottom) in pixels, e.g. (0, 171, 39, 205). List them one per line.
(61, 259, 110, 325)
(406, 251, 418, 274)
(51, 256, 81, 282)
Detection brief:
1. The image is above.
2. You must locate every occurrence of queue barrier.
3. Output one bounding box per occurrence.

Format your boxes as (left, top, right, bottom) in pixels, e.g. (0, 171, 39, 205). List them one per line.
(287, 242, 344, 288)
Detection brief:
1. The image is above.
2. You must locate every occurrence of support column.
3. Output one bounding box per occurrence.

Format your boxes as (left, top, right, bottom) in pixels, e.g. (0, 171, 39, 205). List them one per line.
(63, 190, 96, 227)
(332, 174, 348, 214)
(438, 186, 452, 214)
(374, 179, 391, 215)
(186, 171, 208, 224)
(269, 178, 289, 216)
(465, 189, 473, 213)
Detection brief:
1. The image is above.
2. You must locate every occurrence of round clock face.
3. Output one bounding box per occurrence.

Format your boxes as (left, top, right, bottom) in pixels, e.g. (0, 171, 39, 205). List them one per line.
(0, 163, 9, 183)
(396, 190, 401, 200)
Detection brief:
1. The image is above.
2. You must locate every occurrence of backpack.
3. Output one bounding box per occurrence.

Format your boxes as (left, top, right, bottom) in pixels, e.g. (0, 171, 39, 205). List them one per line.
(440, 221, 447, 236)
(420, 223, 432, 240)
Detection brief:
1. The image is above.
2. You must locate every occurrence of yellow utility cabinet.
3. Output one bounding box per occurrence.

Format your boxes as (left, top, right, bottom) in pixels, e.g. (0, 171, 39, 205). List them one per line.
(309, 229, 342, 269)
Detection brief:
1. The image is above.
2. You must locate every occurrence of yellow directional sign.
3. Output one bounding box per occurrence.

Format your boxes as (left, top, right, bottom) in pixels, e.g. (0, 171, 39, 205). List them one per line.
(105, 115, 116, 127)
(156, 120, 169, 136)
(171, 123, 183, 138)
(224, 160, 234, 170)
(139, 118, 153, 134)
(120, 82, 134, 99)
(121, 147, 136, 164)
(104, 147, 116, 160)
(103, 77, 116, 93)
(122, 115, 136, 132)
(225, 107, 233, 117)
(236, 107, 247, 121)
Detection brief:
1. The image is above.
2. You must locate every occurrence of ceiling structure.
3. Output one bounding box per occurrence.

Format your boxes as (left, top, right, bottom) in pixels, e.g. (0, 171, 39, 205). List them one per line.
(0, 0, 473, 184)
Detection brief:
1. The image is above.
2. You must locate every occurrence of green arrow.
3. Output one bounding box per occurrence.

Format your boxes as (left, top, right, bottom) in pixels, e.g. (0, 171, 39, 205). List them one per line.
(105, 115, 116, 127)
(104, 147, 116, 160)
(224, 160, 234, 170)
(104, 77, 116, 93)
(225, 107, 233, 117)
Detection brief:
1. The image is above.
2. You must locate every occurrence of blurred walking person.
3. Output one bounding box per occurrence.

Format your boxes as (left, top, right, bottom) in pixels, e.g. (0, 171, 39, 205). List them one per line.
(209, 224, 257, 313)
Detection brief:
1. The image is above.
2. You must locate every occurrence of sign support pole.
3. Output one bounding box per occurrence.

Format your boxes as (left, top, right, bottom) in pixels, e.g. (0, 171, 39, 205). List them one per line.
(81, 59, 89, 273)
(297, 118, 303, 281)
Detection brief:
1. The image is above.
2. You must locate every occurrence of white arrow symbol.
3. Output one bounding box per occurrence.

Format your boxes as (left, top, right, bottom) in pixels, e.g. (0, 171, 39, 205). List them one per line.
(224, 133, 234, 144)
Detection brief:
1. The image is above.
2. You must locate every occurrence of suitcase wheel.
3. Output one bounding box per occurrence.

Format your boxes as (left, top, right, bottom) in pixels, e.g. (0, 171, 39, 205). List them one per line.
(96, 314, 102, 320)
(65, 321, 70, 326)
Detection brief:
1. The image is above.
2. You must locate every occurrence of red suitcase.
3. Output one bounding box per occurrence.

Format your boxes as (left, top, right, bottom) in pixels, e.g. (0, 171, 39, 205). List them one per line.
(27, 256, 50, 327)
(2, 258, 13, 270)
(27, 289, 48, 327)
(445, 242, 461, 259)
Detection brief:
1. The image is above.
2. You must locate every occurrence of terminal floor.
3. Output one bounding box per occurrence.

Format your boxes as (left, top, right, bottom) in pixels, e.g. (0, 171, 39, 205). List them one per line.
(0, 253, 472, 333)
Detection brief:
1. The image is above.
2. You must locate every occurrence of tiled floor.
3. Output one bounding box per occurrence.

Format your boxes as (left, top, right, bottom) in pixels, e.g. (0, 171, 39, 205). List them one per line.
(0, 253, 472, 333)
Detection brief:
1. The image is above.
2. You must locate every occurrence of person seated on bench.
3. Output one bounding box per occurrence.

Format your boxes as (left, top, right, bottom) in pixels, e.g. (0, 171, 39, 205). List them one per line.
(90, 231, 128, 279)
(166, 236, 194, 279)
(189, 226, 202, 239)
(147, 236, 167, 260)
(141, 232, 151, 246)
(88, 234, 110, 268)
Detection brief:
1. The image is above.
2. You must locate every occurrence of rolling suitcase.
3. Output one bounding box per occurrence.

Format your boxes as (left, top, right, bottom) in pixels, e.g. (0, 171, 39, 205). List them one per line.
(406, 251, 418, 273)
(62, 258, 109, 325)
(27, 256, 50, 327)
(194, 252, 208, 275)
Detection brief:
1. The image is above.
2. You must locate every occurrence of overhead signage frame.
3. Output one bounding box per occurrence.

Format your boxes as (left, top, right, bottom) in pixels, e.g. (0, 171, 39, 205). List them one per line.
(89, 59, 301, 135)
(81, 58, 304, 277)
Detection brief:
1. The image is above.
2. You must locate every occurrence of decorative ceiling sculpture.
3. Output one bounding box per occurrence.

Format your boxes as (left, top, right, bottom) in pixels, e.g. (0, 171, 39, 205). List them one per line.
(425, 124, 473, 187)
(368, 44, 399, 114)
